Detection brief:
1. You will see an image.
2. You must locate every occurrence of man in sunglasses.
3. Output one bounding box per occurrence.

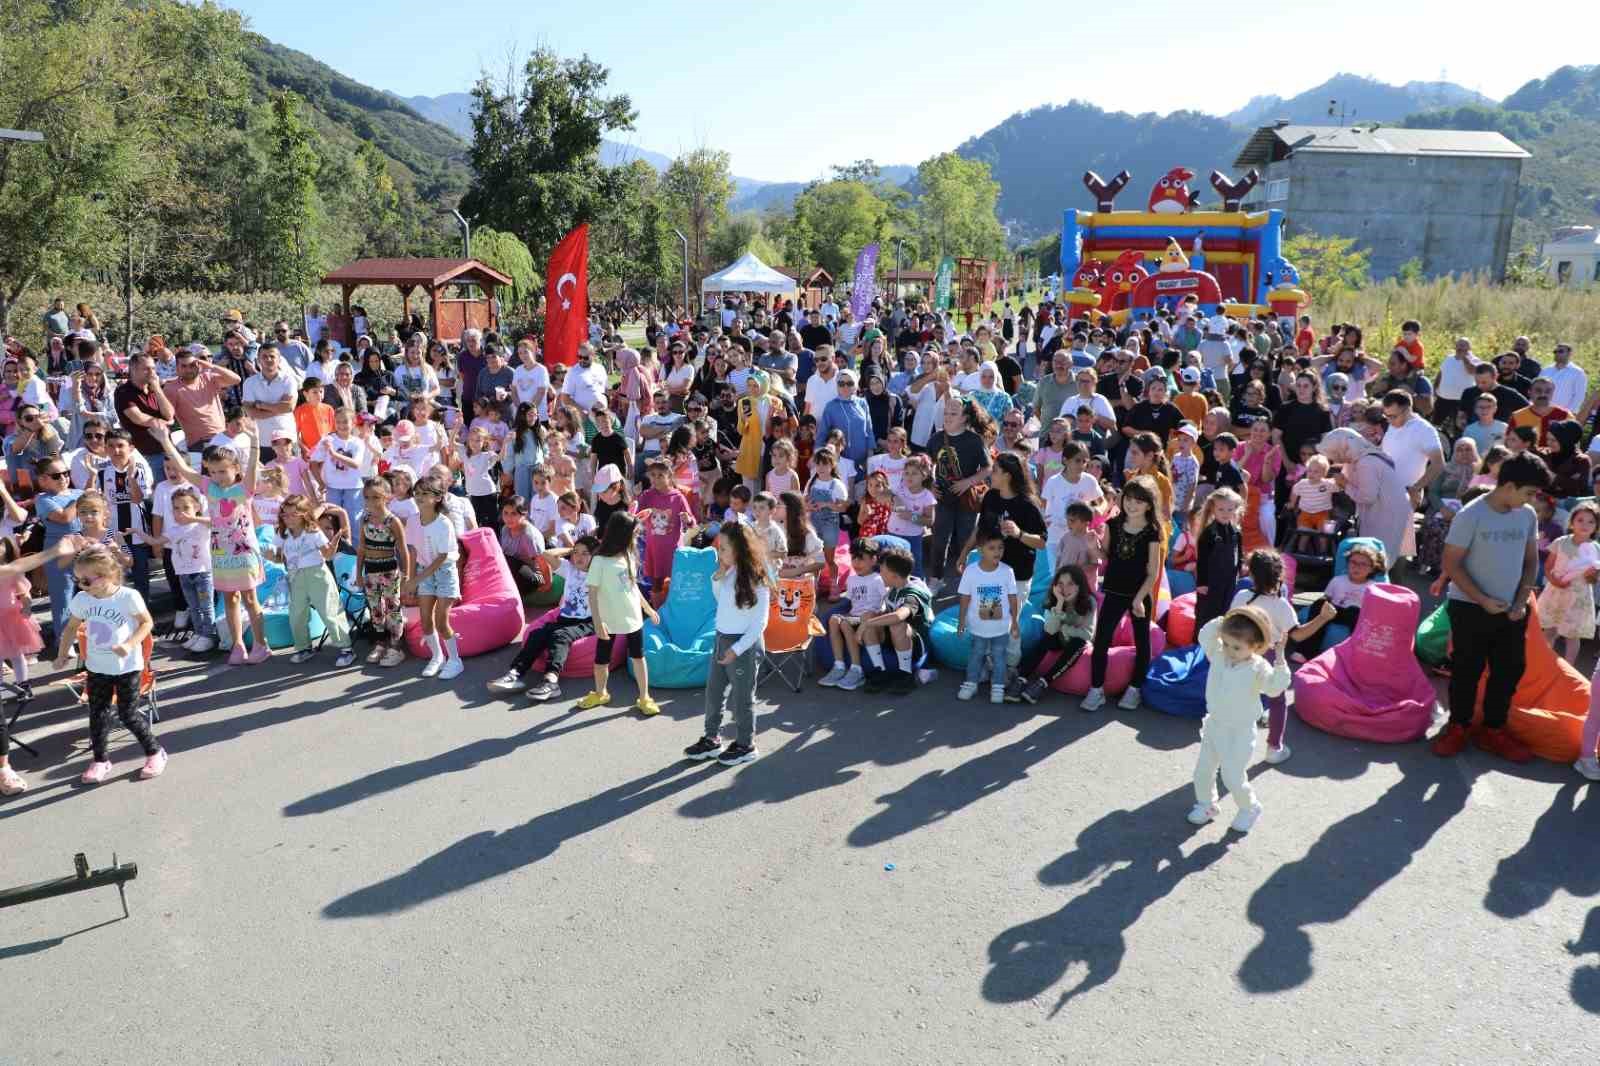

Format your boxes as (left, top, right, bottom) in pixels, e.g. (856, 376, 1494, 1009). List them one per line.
(165, 346, 240, 469)
(273, 320, 312, 374)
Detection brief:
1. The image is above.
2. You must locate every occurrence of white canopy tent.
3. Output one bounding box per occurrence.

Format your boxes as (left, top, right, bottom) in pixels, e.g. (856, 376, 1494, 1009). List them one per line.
(700, 252, 797, 295)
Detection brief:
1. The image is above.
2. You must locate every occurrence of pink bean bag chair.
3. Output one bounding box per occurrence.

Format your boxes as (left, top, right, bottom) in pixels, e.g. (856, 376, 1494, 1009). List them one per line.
(404, 527, 526, 659)
(1292, 582, 1436, 743)
(1047, 621, 1167, 697)
(515, 608, 626, 678)
(1165, 592, 1198, 647)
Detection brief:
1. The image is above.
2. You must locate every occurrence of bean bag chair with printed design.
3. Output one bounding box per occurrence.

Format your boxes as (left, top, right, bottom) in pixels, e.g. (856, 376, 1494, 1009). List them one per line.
(636, 546, 719, 688)
(403, 527, 525, 659)
(1292, 582, 1436, 743)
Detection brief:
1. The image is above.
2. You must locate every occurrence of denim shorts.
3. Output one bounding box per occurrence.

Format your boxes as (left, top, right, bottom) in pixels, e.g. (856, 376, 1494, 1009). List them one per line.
(418, 564, 461, 600)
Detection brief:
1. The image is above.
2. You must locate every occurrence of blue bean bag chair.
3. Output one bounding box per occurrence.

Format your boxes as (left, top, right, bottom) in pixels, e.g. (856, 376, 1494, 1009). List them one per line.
(637, 546, 719, 688)
(1142, 644, 1212, 718)
(217, 526, 324, 651)
(331, 551, 366, 618)
(1165, 566, 1196, 598)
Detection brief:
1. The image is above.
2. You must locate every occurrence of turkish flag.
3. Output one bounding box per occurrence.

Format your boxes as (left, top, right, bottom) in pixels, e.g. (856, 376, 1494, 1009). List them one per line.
(543, 223, 589, 367)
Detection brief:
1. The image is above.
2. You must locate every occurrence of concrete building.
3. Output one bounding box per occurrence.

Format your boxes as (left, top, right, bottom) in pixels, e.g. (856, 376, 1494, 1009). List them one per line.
(1235, 124, 1528, 281)
(1539, 226, 1600, 287)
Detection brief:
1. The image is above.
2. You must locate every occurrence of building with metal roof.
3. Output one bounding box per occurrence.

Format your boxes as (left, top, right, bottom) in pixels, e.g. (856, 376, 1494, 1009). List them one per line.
(1234, 123, 1529, 281)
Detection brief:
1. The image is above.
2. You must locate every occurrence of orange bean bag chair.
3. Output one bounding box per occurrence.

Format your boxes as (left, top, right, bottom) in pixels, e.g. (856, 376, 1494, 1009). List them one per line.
(1165, 592, 1197, 647)
(1468, 599, 1590, 763)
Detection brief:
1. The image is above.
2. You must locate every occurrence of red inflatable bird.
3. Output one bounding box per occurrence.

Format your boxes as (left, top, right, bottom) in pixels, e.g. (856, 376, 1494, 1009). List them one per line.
(1148, 167, 1196, 214)
(1098, 250, 1149, 312)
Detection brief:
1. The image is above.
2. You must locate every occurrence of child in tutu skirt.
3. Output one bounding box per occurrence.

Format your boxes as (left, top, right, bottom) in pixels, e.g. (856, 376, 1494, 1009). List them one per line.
(0, 535, 46, 692)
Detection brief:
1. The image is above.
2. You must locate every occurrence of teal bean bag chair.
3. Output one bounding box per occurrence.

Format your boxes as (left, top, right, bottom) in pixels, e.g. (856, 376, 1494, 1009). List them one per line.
(216, 526, 325, 651)
(637, 546, 719, 688)
(1295, 536, 1389, 652)
(929, 549, 1050, 670)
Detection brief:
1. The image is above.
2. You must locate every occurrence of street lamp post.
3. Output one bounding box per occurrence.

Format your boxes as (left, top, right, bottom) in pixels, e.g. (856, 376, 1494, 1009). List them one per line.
(672, 228, 689, 312)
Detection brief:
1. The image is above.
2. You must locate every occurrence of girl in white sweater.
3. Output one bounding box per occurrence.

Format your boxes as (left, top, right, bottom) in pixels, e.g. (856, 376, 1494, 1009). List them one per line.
(1189, 606, 1291, 833)
(684, 522, 772, 767)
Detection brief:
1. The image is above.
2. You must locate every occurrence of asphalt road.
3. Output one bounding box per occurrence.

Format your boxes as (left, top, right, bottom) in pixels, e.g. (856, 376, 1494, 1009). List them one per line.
(2, 633, 1596, 1065)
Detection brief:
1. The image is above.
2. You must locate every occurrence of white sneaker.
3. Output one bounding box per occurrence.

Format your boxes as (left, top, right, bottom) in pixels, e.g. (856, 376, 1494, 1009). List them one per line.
(488, 671, 527, 692)
(1187, 802, 1219, 825)
(421, 658, 445, 679)
(1231, 803, 1264, 833)
(1575, 755, 1600, 781)
(1080, 687, 1106, 712)
(838, 665, 865, 691)
(438, 658, 464, 680)
(990, 685, 1005, 705)
(957, 682, 978, 701)
(1117, 685, 1142, 710)
(1265, 743, 1292, 765)
(186, 635, 216, 653)
(817, 663, 848, 687)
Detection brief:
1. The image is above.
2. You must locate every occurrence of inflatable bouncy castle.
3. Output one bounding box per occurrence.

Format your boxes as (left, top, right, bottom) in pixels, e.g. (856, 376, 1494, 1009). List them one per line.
(1062, 168, 1308, 328)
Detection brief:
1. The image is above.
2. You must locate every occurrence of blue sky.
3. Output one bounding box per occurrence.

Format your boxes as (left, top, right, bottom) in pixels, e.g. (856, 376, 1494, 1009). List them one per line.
(233, 0, 1590, 182)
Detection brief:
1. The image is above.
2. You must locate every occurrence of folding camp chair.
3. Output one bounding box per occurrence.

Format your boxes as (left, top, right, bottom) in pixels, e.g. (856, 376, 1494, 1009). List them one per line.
(68, 631, 160, 725)
(2, 679, 38, 757)
(316, 552, 372, 648)
(759, 576, 825, 693)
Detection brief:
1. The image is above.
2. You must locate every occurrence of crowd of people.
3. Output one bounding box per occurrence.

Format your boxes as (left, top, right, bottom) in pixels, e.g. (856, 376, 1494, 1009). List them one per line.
(0, 290, 1595, 822)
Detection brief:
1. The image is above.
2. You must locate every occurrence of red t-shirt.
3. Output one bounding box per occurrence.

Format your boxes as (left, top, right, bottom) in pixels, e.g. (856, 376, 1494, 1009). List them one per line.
(1395, 337, 1425, 371)
(1294, 327, 1316, 355)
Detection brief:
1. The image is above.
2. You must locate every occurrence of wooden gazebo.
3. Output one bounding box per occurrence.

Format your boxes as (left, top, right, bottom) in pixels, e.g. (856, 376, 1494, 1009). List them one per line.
(320, 258, 515, 345)
(775, 265, 836, 311)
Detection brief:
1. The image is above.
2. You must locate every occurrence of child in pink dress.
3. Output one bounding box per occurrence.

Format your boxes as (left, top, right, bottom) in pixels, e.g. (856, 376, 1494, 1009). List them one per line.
(0, 536, 45, 690)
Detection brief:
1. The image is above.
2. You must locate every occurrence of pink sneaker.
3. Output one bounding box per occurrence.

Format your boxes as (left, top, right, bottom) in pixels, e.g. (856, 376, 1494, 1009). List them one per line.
(138, 748, 168, 779)
(246, 642, 271, 665)
(80, 760, 114, 785)
(228, 642, 246, 666)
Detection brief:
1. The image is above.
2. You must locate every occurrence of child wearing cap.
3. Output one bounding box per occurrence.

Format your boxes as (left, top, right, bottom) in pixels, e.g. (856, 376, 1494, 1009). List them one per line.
(1171, 423, 1201, 518)
(1173, 367, 1209, 425)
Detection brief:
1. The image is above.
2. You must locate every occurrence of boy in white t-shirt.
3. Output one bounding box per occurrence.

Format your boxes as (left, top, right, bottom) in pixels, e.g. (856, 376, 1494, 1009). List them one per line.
(818, 539, 889, 691)
(527, 466, 561, 542)
(956, 528, 1020, 704)
(1040, 441, 1105, 553)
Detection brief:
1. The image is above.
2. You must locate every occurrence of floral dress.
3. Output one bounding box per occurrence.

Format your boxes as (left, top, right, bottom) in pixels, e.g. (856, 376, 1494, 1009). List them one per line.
(207, 478, 263, 593)
(1536, 535, 1599, 640)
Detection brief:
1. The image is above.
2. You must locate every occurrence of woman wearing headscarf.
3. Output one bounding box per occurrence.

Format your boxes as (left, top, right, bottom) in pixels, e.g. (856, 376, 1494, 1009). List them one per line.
(1543, 419, 1592, 498)
(616, 347, 654, 440)
(1317, 427, 1410, 566)
(969, 362, 1016, 424)
(733, 369, 771, 492)
(863, 369, 903, 450)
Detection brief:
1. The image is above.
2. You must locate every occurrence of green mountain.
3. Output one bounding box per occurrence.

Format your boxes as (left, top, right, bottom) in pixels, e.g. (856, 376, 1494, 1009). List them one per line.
(1224, 73, 1490, 127)
(243, 38, 469, 205)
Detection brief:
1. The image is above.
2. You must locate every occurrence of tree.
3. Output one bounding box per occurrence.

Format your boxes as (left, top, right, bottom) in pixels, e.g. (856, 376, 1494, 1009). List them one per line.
(472, 228, 539, 314)
(707, 214, 781, 269)
(590, 160, 675, 299)
(1283, 231, 1371, 298)
(791, 180, 897, 278)
(260, 91, 325, 304)
(661, 148, 734, 286)
(459, 47, 636, 263)
(831, 159, 883, 185)
(913, 152, 1006, 261)
(0, 0, 246, 337)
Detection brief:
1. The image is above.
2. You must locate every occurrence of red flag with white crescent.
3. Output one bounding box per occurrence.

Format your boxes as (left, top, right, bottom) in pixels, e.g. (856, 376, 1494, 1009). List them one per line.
(543, 223, 589, 367)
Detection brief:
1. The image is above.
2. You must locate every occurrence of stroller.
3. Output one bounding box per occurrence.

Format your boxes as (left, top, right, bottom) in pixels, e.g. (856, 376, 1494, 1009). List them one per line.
(1280, 489, 1357, 591)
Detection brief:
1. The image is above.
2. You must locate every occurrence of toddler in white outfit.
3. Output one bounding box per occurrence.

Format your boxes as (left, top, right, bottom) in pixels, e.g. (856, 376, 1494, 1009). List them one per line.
(1189, 606, 1291, 833)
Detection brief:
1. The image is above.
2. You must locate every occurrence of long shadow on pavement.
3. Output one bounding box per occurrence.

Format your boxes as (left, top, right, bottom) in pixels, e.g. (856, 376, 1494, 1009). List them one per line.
(283, 708, 633, 817)
(1237, 753, 1473, 994)
(1482, 781, 1600, 1017)
(983, 783, 1233, 1013)
(321, 760, 720, 917)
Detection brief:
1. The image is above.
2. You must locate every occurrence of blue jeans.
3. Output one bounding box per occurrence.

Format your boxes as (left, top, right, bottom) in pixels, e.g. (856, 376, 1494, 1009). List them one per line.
(327, 486, 363, 529)
(130, 544, 151, 605)
(179, 570, 216, 639)
(143, 451, 165, 486)
(965, 633, 1008, 688)
(903, 534, 924, 578)
(45, 552, 72, 644)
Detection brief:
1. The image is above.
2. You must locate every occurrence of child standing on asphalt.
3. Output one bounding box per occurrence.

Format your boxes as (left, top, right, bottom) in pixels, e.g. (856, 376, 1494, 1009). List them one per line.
(1188, 606, 1290, 833)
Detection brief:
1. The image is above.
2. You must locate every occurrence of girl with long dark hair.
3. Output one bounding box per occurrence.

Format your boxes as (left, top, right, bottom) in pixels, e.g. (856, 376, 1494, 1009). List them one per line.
(685, 522, 773, 766)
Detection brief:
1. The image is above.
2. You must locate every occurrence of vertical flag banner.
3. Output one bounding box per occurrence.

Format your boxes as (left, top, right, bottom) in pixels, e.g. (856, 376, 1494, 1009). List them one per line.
(543, 223, 589, 367)
(849, 242, 880, 322)
(934, 256, 954, 311)
(982, 260, 997, 308)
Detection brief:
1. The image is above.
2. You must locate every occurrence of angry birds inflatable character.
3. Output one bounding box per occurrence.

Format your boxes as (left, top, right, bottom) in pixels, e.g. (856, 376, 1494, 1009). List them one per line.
(1148, 167, 1196, 214)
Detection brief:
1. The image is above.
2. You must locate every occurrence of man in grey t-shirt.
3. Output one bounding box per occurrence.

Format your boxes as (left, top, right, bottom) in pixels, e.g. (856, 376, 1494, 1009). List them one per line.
(1434, 452, 1550, 762)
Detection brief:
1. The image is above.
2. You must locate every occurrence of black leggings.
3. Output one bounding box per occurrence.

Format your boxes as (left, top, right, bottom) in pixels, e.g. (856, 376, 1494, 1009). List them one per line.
(470, 493, 500, 531)
(510, 616, 595, 676)
(1017, 633, 1088, 685)
(1091, 590, 1152, 689)
(87, 671, 158, 762)
(594, 627, 643, 662)
(164, 549, 188, 613)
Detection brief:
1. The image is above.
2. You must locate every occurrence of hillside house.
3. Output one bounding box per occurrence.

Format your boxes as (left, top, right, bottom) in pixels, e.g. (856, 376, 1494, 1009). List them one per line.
(1235, 124, 1528, 281)
(1540, 226, 1600, 287)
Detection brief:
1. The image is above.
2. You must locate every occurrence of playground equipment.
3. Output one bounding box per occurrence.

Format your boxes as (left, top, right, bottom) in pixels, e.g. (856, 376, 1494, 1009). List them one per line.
(1062, 168, 1309, 328)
